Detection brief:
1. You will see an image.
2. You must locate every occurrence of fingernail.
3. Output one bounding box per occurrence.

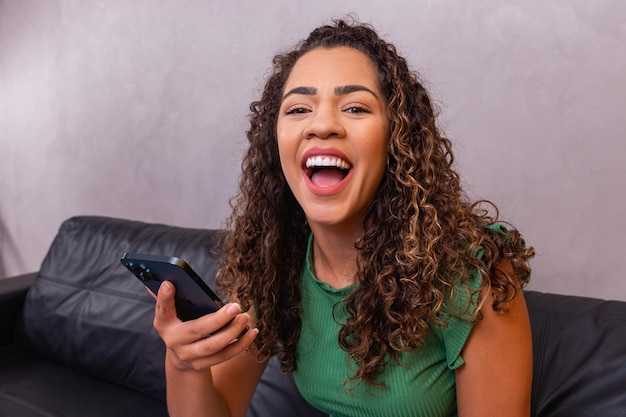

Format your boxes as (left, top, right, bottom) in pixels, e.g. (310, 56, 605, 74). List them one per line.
(161, 281, 172, 295)
(226, 303, 241, 316)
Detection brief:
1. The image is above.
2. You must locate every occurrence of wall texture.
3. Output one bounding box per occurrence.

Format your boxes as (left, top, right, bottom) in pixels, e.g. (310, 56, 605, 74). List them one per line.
(1, 0, 625, 301)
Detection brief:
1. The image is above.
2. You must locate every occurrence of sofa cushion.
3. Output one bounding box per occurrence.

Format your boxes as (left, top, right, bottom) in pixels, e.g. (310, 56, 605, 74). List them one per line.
(0, 344, 169, 416)
(14, 216, 222, 401)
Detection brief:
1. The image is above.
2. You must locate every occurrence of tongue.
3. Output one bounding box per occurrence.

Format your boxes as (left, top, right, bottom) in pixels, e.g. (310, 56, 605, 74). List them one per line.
(311, 168, 346, 187)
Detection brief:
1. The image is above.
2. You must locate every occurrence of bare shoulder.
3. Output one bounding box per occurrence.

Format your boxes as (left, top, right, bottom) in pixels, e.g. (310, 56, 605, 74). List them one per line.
(455, 260, 533, 417)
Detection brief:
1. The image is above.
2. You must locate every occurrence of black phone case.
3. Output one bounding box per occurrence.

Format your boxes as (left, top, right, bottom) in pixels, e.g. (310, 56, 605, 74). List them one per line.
(120, 253, 224, 321)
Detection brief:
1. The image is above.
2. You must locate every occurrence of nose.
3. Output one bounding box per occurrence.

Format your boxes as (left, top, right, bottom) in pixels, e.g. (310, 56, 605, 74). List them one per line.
(302, 106, 345, 139)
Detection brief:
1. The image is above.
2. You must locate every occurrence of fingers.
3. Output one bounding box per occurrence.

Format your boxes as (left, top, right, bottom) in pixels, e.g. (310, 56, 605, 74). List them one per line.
(176, 303, 249, 346)
(176, 323, 260, 371)
(186, 302, 245, 339)
(166, 313, 259, 371)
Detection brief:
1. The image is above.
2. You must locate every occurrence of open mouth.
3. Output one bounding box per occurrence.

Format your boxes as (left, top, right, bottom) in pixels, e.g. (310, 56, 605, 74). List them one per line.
(304, 156, 352, 188)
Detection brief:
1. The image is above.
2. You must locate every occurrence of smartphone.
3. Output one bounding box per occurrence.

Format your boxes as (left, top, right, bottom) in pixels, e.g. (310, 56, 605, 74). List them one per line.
(120, 253, 225, 322)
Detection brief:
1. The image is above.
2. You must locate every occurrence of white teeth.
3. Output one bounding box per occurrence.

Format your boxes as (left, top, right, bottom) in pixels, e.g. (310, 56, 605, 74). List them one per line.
(305, 156, 351, 169)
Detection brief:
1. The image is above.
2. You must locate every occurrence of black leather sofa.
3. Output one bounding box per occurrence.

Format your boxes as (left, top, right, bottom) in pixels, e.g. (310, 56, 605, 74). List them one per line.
(1, 216, 624, 417)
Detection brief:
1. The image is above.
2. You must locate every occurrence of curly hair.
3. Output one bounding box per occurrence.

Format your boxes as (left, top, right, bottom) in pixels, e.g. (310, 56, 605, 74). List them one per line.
(216, 18, 534, 386)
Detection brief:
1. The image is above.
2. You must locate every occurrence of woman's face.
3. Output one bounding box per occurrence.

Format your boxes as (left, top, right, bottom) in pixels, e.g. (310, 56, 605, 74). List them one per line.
(276, 46, 389, 233)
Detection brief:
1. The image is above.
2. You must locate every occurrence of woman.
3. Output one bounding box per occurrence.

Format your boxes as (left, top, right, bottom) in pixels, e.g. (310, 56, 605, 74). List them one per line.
(153, 19, 535, 417)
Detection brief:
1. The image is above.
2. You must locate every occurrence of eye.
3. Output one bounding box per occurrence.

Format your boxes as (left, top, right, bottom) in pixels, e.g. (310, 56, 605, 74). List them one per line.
(285, 106, 311, 115)
(344, 105, 370, 114)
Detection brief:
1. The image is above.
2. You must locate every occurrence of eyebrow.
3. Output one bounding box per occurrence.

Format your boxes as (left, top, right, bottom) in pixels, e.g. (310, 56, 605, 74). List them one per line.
(282, 86, 316, 100)
(281, 84, 379, 101)
(334, 84, 379, 99)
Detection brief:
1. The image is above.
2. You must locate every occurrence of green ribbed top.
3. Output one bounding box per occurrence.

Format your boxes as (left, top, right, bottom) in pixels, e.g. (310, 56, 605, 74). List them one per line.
(293, 236, 484, 417)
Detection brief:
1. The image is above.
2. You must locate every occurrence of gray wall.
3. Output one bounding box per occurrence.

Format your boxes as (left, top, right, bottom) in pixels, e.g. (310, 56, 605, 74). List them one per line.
(1, 0, 625, 301)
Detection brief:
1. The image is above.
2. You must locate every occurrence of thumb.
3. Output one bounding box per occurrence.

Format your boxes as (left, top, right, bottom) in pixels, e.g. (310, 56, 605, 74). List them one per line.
(154, 281, 178, 324)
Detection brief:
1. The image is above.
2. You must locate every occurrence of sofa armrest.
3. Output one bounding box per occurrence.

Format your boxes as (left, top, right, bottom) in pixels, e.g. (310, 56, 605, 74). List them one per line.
(525, 290, 626, 416)
(0, 272, 37, 345)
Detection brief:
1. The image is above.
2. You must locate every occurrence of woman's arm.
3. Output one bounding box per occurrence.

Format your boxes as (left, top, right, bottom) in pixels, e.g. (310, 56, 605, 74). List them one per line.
(154, 281, 266, 417)
(455, 262, 533, 417)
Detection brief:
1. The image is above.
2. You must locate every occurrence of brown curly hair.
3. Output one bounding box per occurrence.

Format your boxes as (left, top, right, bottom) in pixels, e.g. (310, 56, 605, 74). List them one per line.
(216, 18, 534, 386)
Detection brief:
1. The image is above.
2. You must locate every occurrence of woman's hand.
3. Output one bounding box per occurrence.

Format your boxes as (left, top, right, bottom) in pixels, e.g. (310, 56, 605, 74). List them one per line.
(150, 281, 264, 417)
(152, 281, 259, 371)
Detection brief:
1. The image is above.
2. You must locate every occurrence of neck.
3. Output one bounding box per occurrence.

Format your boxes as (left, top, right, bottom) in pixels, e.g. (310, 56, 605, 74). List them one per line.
(309, 223, 362, 289)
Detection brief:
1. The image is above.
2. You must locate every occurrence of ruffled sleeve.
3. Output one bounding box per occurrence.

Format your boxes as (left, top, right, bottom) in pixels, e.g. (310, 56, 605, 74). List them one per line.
(433, 266, 482, 370)
(433, 223, 516, 370)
